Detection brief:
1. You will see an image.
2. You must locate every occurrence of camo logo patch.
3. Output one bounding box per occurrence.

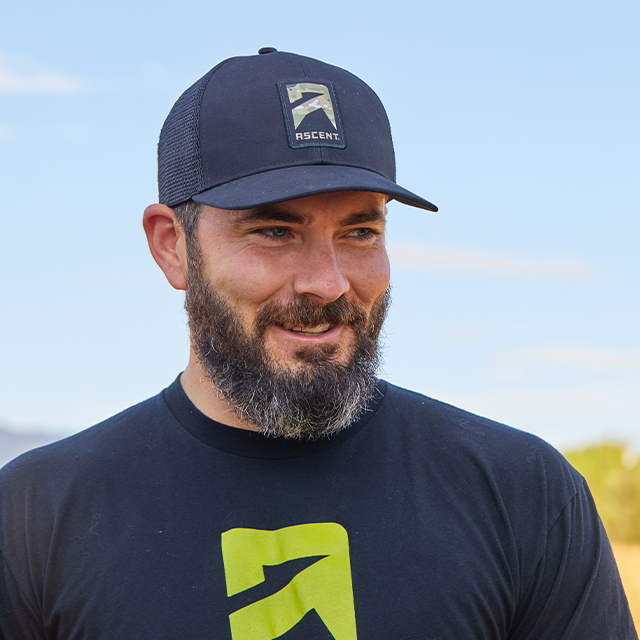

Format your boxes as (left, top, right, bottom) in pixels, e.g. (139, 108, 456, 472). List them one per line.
(278, 80, 346, 149)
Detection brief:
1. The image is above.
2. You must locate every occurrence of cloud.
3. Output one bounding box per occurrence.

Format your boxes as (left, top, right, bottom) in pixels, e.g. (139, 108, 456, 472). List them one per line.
(499, 346, 640, 372)
(0, 53, 85, 94)
(387, 241, 592, 277)
(0, 124, 10, 140)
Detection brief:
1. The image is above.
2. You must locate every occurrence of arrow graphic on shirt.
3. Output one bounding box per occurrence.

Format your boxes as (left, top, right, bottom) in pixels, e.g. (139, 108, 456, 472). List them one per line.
(221, 523, 357, 640)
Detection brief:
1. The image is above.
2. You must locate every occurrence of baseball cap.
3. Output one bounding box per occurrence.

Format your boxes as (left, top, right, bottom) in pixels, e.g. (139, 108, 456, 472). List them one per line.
(158, 48, 437, 212)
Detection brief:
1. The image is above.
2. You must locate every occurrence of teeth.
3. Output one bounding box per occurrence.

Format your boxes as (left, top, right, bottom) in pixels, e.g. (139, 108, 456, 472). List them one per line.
(283, 323, 332, 335)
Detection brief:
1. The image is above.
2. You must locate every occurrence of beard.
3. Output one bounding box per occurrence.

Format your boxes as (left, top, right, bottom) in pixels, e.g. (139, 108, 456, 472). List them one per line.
(184, 245, 390, 440)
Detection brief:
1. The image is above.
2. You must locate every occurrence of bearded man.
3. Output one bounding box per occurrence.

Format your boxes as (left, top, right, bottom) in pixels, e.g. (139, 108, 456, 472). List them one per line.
(0, 49, 636, 639)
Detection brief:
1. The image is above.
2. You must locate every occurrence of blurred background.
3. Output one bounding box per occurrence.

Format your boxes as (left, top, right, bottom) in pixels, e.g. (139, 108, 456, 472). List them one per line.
(1, 0, 638, 619)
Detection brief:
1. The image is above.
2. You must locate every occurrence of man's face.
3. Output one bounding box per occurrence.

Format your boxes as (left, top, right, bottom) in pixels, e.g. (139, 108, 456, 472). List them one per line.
(184, 191, 391, 438)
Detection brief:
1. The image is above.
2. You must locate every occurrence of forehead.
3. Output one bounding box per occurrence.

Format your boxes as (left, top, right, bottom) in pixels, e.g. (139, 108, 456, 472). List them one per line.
(206, 191, 388, 226)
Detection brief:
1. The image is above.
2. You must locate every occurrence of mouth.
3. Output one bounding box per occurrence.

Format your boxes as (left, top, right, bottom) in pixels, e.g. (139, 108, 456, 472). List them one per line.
(280, 322, 333, 337)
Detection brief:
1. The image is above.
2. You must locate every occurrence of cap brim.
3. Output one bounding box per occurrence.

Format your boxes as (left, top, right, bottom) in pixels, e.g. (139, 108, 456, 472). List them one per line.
(191, 165, 437, 212)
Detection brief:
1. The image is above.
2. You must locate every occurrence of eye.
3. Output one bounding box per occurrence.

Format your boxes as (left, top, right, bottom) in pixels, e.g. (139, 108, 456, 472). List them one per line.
(261, 227, 290, 239)
(347, 227, 377, 238)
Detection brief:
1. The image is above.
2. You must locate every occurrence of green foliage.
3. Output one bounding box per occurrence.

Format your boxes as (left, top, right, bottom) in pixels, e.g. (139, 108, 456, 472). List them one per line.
(564, 443, 640, 542)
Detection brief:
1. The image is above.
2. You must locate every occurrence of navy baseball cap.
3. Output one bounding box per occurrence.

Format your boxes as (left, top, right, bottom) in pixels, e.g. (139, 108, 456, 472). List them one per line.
(158, 48, 437, 212)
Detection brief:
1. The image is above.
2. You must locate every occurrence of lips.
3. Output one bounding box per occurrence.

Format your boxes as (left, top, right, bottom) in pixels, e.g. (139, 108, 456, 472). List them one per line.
(281, 322, 333, 336)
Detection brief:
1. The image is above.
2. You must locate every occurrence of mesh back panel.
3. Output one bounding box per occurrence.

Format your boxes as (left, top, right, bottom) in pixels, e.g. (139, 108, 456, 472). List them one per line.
(157, 62, 226, 206)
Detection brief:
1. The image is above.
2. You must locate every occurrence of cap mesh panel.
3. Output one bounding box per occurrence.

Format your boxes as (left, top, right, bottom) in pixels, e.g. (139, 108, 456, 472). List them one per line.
(157, 62, 225, 206)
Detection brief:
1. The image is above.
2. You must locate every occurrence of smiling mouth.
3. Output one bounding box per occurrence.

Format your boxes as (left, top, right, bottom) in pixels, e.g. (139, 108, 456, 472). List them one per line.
(281, 322, 333, 336)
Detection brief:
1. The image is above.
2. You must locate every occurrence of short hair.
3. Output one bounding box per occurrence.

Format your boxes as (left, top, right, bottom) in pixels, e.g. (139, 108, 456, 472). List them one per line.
(172, 199, 202, 243)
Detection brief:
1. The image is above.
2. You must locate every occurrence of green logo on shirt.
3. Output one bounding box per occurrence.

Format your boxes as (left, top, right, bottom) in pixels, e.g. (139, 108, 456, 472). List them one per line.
(221, 523, 357, 639)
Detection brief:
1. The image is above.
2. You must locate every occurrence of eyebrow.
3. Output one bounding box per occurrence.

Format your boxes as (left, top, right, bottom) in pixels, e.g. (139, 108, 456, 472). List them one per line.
(233, 205, 386, 227)
(234, 206, 308, 225)
(339, 209, 386, 226)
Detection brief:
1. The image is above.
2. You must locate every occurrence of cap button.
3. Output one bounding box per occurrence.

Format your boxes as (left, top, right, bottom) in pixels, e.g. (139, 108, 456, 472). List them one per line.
(258, 47, 277, 55)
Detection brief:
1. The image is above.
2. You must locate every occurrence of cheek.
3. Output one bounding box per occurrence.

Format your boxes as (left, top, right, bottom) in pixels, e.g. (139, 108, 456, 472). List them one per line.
(349, 250, 391, 305)
(208, 251, 291, 308)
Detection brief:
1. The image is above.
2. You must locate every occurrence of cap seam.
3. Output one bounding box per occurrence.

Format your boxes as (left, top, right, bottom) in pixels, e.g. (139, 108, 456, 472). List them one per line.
(338, 67, 396, 181)
(194, 161, 395, 193)
(283, 52, 307, 77)
(294, 56, 324, 162)
(199, 57, 238, 187)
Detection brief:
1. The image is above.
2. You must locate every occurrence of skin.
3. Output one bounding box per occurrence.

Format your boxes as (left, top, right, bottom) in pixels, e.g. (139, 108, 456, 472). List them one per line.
(143, 190, 390, 431)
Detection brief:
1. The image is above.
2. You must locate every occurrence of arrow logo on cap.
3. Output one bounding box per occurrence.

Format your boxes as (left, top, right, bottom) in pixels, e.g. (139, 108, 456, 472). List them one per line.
(286, 83, 337, 130)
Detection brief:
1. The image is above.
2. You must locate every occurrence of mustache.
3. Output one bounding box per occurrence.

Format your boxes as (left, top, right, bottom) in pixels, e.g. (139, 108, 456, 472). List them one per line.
(255, 296, 368, 333)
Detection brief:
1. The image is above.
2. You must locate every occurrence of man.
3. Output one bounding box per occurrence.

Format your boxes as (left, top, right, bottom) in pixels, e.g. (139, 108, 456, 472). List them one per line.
(0, 48, 636, 639)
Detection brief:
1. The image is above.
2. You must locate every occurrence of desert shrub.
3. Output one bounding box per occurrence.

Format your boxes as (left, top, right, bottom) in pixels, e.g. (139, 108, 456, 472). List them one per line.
(564, 443, 640, 543)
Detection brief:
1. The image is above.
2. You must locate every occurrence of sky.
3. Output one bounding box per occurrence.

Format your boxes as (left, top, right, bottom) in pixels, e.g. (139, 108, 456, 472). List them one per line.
(1, 0, 638, 451)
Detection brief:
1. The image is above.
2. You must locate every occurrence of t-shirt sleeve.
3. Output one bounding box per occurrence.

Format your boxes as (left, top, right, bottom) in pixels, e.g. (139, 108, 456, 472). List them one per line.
(0, 457, 48, 640)
(510, 480, 637, 639)
(0, 549, 44, 640)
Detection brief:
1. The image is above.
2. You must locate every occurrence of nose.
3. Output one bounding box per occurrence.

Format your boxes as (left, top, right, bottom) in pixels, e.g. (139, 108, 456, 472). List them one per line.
(292, 241, 350, 303)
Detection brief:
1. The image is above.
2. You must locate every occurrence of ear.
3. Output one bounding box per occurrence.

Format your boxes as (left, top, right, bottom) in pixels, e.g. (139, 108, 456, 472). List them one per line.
(143, 204, 188, 291)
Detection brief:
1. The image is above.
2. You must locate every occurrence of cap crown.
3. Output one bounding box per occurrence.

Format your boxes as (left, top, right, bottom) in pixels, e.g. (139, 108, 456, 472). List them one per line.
(158, 51, 396, 207)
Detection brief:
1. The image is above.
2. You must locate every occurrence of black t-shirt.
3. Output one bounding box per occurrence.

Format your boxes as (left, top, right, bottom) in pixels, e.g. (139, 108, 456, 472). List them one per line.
(0, 378, 636, 639)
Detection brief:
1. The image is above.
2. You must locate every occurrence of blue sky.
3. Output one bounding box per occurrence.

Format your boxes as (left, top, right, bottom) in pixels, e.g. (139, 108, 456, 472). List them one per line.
(1, 0, 638, 450)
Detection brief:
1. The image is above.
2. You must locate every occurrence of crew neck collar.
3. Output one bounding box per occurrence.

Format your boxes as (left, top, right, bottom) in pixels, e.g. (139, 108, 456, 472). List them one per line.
(162, 375, 387, 459)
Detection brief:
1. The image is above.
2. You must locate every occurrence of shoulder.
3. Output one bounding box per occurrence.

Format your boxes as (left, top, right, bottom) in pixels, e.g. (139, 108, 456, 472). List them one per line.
(0, 388, 172, 495)
(0, 385, 185, 576)
(381, 381, 576, 461)
(381, 381, 566, 452)
(377, 382, 585, 520)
